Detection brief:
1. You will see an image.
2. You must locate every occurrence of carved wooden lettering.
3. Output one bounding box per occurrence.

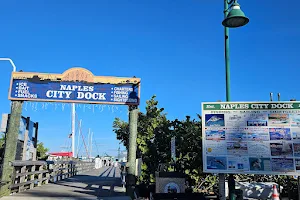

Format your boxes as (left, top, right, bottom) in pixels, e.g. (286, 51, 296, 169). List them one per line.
(62, 68, 94, 82)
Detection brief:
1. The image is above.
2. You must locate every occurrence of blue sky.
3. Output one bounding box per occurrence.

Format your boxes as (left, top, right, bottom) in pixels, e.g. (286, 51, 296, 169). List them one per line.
(0, 0, 299, 156)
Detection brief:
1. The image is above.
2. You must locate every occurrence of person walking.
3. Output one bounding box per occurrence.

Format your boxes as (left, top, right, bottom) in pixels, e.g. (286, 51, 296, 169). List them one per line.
(95, 155, 101, 169)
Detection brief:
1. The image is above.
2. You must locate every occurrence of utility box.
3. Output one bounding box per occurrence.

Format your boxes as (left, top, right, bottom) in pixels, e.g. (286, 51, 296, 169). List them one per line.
(155, 164, 186, 194)
(155, 171, 186, 194)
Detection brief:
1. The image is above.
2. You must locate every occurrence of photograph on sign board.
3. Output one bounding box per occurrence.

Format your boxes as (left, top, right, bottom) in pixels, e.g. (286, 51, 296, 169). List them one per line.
(247, 120, 268, 126)
(290, 114, 300, 127)
(248, 113, 268, 120)
(271, 158, 294, 172)
(205, 114, 225, 127)
(269, 128, 291, 140)
(295, 159, 300, 171)
(293, 143, 300, 157)
(268, 114, 290, 126)
(247, 127, 269, 141)
(246, 113, 268, 126)
(270, 142, 293, 157)
(291, 128, 300, 140)
(227, 141, 248, 155)
(205, 128, 225, 141)
(248, 142, 271, 157)
(205, 141, 227, 155)
(206, 156, 227, 170)
(225, 113, 247, 127)
(249, 157, 271, 171)
(227, 156, 249, 171)
(225, 128, 247, 141)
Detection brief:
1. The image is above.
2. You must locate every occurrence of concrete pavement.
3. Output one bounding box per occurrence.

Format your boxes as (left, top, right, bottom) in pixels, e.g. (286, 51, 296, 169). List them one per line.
(0, 166, 131, 200)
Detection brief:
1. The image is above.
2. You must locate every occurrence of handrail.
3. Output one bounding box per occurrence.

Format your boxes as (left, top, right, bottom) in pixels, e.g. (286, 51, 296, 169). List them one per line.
(11, 161, 47, 166)
(1, 160, 95, 194)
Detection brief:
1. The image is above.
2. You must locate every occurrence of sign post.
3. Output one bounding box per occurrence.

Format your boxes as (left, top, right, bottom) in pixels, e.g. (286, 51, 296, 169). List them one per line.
(0, 101, 23, 197)
(202, 101, 300, 176)
(71, 103, 76, 158)
(126, 105, 139, 198)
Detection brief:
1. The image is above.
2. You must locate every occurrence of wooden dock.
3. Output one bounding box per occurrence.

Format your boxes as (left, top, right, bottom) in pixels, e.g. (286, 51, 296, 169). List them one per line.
(1, 166, 131, 200)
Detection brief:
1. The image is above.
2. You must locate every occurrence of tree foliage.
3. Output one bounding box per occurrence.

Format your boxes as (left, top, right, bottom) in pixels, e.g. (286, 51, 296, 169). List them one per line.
(171, 116, 202, 187)
(0, 133, 49, 161)
(37, 142, 49, 160)
(0, 133, 5, 148)
(113, 95, 204, 188)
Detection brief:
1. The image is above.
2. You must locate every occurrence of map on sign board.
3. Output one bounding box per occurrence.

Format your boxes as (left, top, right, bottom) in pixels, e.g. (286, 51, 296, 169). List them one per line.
(8, 68, 140, 105)
(202, 102, 300, 175)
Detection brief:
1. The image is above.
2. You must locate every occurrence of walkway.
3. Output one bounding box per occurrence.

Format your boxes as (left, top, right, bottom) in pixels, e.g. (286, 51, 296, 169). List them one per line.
(1, 166, 131, 200)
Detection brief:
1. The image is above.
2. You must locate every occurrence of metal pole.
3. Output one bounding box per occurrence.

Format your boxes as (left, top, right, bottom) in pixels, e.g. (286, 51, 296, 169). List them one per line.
(270, 93, 273, 101)
(0, 58, 20, 197)
(219, 1, 231, 200)
(0, 101, 23, 197)
(87, 128, 90, 159)
(90, 132, 93, 158)
(126, 105, 138, 198)
(287, 176, 291, 200)
(0, 58, 17, 72)
(298, 176, 300, 200)
(225, 1, 231, 102)
(77, 119, 82, 157)
(87, 129, 90, 158)
(289, 99, 297, 200)
(71, 103, 76, 157)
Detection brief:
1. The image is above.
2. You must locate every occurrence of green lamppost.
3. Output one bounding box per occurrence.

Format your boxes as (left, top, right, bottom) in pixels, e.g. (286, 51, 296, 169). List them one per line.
(222, 0, 249, 101)
(221, 1, 249, 200)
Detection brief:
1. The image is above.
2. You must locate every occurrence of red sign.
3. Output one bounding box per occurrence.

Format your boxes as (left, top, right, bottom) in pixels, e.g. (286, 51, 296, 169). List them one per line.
(49, 152, 73, 157)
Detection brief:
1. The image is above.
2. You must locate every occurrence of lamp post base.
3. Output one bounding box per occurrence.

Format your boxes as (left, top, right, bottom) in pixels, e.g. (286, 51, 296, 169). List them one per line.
(219, 173, 226, 200)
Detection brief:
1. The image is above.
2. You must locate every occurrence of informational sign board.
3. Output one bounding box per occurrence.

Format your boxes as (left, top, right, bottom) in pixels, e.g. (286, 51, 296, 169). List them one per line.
(0, 114, 8, 133)
(8, 68, 141, 105)
(0, 114, 37, 160)
(1, 114, 31, 141)
(202, 101, 300, 175)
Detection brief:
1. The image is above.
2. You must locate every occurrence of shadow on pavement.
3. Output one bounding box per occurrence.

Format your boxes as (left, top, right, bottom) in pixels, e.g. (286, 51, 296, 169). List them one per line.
(8, 167, 126, 199)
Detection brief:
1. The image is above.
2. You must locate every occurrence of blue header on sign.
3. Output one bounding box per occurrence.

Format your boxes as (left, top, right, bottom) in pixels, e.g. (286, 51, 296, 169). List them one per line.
(10, 80, 139, 105)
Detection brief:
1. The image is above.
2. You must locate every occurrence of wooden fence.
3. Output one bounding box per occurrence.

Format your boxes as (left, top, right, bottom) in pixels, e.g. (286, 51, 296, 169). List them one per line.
(8, 160, 94, 194)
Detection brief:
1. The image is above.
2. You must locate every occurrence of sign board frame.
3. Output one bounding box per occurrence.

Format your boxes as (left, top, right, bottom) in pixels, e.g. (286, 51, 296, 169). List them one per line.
(8, 67, 141, 105)
(202, 101, 300, 175)
(1, 114, 34, 141)
(1, 114, 37, 160)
